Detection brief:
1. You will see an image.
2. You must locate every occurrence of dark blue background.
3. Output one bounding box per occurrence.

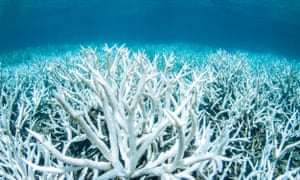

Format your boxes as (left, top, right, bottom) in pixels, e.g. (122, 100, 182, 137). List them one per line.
(1, 0, 300, 59)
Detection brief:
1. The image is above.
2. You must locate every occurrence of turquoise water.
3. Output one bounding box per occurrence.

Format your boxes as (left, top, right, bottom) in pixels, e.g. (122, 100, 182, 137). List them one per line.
(1, 0, 300, 60)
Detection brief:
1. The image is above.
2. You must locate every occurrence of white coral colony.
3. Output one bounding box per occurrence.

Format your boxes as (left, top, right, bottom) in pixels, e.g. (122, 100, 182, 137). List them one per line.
(0, 44, 299, 179)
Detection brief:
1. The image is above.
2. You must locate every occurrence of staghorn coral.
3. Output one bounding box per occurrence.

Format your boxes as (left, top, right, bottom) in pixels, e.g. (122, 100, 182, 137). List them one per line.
(0, 44, 299, 179)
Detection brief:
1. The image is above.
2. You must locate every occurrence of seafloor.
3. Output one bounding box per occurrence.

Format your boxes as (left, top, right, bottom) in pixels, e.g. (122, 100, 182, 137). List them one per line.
(0, 43, 299, 179)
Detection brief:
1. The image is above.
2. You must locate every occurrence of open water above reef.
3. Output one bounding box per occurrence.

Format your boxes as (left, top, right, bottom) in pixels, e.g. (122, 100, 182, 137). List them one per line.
(0, 0, 300, 61)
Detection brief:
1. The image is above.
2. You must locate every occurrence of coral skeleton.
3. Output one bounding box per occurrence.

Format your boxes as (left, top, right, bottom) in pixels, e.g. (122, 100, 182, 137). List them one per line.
(0, 44, 299, 179)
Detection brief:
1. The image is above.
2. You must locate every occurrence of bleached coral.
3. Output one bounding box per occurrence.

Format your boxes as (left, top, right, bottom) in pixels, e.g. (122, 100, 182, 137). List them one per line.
(0, 44, 299, 179)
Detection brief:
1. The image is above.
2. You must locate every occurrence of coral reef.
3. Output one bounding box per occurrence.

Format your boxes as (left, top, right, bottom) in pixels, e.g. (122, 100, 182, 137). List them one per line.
(0, 44, 299, 179)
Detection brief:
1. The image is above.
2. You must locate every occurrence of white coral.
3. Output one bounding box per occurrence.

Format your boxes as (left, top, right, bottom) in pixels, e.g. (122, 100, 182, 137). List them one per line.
(0, 44, 299, 179)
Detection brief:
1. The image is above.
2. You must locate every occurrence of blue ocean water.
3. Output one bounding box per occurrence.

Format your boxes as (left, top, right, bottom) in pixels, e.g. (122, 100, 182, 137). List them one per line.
(0, 0, 300, 60)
